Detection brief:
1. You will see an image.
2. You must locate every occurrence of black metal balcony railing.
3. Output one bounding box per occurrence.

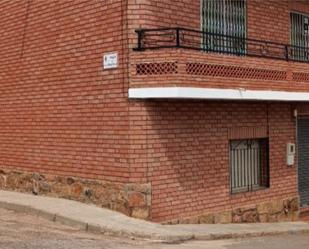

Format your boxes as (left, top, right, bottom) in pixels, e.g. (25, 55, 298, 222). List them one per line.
(134, 27, 309, 63)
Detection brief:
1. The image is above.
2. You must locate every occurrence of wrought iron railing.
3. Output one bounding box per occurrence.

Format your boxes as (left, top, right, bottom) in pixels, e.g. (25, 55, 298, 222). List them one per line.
(134, 27, 309, 63)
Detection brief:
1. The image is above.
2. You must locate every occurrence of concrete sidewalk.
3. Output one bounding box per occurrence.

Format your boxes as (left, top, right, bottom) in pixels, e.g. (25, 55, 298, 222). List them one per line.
(0, 190, 308, 243)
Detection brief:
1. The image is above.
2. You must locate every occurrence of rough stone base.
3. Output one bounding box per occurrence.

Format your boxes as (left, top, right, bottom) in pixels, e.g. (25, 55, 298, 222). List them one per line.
(166, 197, 299, 224)
(0, 170, 300, 224)
(0, 169, 151, 220)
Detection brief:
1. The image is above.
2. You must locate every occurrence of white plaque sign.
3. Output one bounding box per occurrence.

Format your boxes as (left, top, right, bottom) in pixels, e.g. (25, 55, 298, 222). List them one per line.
(103, 52, 118, 69)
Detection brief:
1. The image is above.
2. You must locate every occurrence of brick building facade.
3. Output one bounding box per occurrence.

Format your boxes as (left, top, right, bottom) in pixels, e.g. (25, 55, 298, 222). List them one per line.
(0, 0, 309, 223)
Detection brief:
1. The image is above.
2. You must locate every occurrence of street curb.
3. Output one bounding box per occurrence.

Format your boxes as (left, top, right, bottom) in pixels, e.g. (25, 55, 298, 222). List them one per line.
(195, 230, 309, 241)
(0, 199, 309, 243)
(0, 200, 193, 243)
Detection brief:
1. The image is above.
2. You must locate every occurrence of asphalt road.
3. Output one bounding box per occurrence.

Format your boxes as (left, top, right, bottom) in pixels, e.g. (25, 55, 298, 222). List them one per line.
(0, 208, 308, 249)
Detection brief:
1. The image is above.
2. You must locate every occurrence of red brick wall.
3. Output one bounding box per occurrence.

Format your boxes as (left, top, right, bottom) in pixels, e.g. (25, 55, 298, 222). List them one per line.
(290, 1, 309, 14)
(130, 48, 309, 91)
(127, 2, 308, 222)
(138, 101, 297, 222)
(247, 0, 290, 43)
(0, 0, 305, 223)
(0, 0, 130, 183)
(128, 0, 302, 44)
(128, 1, 309, 92)
(127, 0, 200, 49)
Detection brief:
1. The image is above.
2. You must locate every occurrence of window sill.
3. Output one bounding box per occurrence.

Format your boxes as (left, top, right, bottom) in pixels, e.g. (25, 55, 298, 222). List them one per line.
(231, 186, 269, 195)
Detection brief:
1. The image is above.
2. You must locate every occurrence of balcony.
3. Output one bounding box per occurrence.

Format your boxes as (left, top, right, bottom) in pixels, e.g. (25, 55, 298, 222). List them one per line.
(129, 28, 309, 101)
(134, 28, 309, 63)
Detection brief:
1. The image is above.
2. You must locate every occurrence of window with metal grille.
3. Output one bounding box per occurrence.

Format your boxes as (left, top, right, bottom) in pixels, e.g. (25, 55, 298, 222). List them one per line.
(201, 0, 247, 54)
(290, 12, 309, 62)
(229, 138, 269, 194)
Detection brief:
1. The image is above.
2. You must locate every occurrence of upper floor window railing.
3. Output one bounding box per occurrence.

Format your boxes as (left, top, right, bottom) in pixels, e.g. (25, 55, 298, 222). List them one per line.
(134, 27, 309, 63)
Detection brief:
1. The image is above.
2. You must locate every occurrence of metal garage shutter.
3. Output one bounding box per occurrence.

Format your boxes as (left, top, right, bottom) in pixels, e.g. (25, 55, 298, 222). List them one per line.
(297, 118, 309, 207)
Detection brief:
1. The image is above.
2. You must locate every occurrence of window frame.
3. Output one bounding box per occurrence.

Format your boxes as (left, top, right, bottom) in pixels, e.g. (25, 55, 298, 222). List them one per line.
(290, 11, 309, 62)
(229, 138, 270, 194)
(200, 0, 248, 54)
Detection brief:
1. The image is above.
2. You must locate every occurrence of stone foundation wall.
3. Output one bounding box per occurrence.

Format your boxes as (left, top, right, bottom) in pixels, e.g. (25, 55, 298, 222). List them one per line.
(164, 197, 299, 224)
(0, 170, 299, 224)
(0, 170, 151, 220)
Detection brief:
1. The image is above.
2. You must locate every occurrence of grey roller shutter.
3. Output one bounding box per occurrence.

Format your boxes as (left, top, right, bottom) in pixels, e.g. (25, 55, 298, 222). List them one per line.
(297, 118, 309, 207)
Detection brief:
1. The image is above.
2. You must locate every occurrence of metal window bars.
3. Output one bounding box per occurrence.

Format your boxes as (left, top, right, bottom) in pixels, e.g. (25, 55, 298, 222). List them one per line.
(134, 27, 309, 63)
(229, 138, 269, 194)
(201, 0, 246, 54)
(291, 12, 309, 62)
